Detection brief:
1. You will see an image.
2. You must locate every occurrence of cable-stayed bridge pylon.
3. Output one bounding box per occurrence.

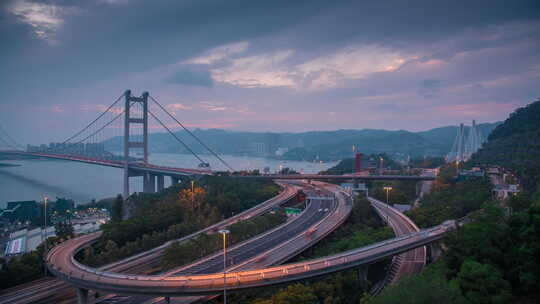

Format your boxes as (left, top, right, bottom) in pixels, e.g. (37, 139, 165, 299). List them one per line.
(446, 120, 484, 164)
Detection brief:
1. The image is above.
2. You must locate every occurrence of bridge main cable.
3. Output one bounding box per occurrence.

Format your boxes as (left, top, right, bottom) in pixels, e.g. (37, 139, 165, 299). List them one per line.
(149, 95, 234, 171)
(60, 93, 124, 145)
(147, 109, 208, 165)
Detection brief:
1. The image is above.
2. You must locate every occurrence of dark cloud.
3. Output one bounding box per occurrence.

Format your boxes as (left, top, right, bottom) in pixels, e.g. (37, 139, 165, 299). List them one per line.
(164, 65, 213, 87)
(0, 0, 539, 143)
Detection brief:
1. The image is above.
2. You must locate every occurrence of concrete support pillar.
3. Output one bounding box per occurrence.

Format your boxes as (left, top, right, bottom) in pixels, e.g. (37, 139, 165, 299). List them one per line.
(76, 288, 89, 304)
(157, 175, 165, 192)
(353, 179, 359, 190)
(149, 174, 156, 193)
(143, 173, 156, 193)
(357, 265, 369, 291)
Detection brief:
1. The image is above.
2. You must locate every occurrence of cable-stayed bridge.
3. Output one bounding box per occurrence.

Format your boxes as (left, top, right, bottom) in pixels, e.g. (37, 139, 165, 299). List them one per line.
(446, 120, 484, 164)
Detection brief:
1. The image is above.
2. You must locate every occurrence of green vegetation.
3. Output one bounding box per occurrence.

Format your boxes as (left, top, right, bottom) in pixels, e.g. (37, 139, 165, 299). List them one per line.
(369, 180, 418, 206)
(472, 99, 540, 193)
(408, 156, 445, 169)
(111, 194, 123, 222)
(80, 177, 279, 266)
(161, 211, 287, 270)
(367, 99, 540, 303)
(405, 164, 492, 228)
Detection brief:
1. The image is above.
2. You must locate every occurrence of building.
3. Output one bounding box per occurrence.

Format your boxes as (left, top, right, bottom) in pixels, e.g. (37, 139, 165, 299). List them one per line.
(4, 226, 56, 256)
(493, 184, 520, 200)
(0, 201, 39, 223)
(458, 169, 485, 181)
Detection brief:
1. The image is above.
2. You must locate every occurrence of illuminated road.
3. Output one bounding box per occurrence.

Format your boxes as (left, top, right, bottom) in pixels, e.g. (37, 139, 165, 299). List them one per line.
(44, 193, 455, 300)
(368, 197, 426, 287)
(0, 183, 300, 304)
(100, 182, 351, 304)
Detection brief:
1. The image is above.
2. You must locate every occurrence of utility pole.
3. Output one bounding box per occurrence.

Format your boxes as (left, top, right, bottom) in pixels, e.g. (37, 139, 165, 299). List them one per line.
(43, 196, 48, 276)
(218, 229, 230, 304)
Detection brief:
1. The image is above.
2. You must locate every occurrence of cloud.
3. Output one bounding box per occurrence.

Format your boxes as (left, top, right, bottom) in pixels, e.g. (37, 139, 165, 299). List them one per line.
(185, 41, 249, 64)
(211, 50, 295, 88)
(168, 103, 192, 111)
(9, 0, 77, 44)
(208, 44, 410, 90)
(296, 45, 408, 89)
(199, 102, 228, 111)
(164, 65, 214, 87)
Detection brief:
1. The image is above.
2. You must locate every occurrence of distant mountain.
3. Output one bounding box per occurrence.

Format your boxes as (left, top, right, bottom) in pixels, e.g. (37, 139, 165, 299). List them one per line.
(102, 122, 501, 161)
(472, 100, 540, 192)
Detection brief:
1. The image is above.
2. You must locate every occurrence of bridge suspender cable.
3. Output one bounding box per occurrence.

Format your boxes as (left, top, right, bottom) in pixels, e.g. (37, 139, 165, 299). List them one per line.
(149, 95, 235, 171)
(147, 109, 208, 165)
(61, 93, 124, 144)
(0, 123, 24, 150)
(74, 109, 126, 145)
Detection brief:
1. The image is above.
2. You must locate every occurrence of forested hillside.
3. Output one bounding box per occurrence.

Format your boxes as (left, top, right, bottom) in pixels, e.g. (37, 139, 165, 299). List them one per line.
(472, 99, 540, 192)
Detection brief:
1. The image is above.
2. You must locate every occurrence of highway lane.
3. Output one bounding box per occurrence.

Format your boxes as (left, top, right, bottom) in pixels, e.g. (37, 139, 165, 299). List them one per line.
(368, 197, 426, 286)
(45, 219, 453, 297)
(0, 183, 299, 304)
(41, 183, 454, 298)
(95, 183, 340, 304)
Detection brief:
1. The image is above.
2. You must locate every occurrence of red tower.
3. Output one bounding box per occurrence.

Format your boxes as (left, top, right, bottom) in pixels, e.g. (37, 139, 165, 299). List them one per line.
(355, 152, 362, 173)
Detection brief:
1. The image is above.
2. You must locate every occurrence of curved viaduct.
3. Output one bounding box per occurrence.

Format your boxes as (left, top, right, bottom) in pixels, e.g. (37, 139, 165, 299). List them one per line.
(46, 194, 455, 300)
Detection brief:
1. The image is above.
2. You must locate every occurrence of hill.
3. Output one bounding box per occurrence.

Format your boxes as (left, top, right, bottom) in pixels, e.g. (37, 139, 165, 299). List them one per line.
(472, 100, 540, 192)
(102, 122, 500, 161)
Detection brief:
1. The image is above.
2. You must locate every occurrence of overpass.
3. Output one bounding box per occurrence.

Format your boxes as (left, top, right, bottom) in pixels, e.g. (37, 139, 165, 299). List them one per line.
(45, 189, 455, 302)
(236, 174, 435, 181)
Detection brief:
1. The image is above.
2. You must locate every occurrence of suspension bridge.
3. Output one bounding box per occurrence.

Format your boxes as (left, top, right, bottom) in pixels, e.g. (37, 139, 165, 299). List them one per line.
(0, 90, 435, 202)
(0, 90, 235, 198)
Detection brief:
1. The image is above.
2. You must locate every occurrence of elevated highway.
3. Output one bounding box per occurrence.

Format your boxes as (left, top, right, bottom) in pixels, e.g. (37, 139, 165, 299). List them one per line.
(368, 197, 426, 289)
(45, 191, 455, 300)
(0, 182, 300, 304)
(45, 220, 454, 298)
(101, 182, 351, 304)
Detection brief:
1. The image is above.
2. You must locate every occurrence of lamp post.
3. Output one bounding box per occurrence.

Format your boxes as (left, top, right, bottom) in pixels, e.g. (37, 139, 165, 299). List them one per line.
(218, 229, 230, 304)
(383, 187, 392, 223)
(43, 196, 48, 276)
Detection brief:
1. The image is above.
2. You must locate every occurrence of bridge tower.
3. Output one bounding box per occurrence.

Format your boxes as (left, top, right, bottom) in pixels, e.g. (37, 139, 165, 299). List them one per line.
(123, 90, 149, 199)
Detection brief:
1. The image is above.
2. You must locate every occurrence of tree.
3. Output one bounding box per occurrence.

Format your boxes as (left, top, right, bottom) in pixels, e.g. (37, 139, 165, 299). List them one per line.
(370, 264, 468, 304)
(271, 284, 318, 304)
(55, 221, 74, 239)
(111, 194, 123, 222)
(456, 259, 511, 304)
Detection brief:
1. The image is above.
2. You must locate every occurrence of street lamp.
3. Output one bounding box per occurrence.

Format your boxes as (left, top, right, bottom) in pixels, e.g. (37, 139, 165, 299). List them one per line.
(383, 187, 392, 223)
(218, 229, 230, 304)
(43, 196, 48, 276)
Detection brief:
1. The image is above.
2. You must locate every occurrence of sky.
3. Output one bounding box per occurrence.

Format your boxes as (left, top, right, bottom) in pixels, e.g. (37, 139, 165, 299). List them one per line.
(0, 0, 539, 144)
